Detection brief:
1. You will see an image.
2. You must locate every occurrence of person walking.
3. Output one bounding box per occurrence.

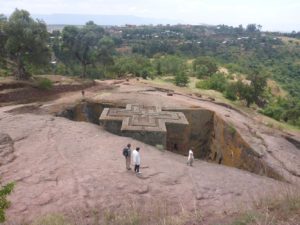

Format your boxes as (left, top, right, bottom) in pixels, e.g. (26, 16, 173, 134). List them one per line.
(123, 143, 132, 170)
(187, 148, 194, 166)
(132, 147, 141, 174)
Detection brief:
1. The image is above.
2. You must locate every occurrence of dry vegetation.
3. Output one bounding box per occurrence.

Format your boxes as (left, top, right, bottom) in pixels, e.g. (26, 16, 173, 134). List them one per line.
(6, 190, 298, 225)
(226, 191, 300, 225)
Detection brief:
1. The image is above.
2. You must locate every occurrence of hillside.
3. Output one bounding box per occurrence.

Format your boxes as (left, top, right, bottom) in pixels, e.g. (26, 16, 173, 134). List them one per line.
(1, 78, 300, 224)
(1, 10, 300, 224)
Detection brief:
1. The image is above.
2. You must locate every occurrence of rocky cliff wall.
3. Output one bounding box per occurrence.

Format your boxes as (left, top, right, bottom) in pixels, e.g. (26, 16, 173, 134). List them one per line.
(210, 114, 284, 180)
(56, 102, 285, 180)
(166, 108, 213, 158)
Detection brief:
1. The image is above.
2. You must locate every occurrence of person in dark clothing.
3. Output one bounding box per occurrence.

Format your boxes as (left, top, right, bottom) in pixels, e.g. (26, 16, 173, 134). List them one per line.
(123, 143, 132, 170)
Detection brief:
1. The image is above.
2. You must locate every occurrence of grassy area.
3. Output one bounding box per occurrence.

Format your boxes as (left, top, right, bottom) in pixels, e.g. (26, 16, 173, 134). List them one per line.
(279, 36, 300, 45)
(31, 214, 71, 225)
(27, 200, 203, 225)
(0, 75, 94, 90)
(148, 76, 230, 103)
(225, 191, 300, 225)
(25, 190, 300, 225)
(0, 75, 93, 86)
(146, 76, 300, 132)
(256, 113, 300, 132)
(267, 79, 288, 98)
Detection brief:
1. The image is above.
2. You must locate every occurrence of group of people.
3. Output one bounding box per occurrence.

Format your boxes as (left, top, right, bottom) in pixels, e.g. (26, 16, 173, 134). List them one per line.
(122, 144, 141, 174)
(122, 143, 195, 175)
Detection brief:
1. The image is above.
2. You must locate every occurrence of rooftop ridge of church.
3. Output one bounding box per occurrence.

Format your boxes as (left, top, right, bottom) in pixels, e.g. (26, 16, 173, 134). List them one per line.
(99, 104, 189, 132)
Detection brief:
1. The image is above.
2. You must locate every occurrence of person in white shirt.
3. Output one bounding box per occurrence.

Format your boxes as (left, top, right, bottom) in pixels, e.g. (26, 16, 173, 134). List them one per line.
(132, 147, 141, 173)
(187, 148, 194, 166)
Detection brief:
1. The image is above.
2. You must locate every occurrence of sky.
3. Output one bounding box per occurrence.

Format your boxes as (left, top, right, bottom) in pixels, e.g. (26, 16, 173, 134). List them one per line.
(1, 0, 299, 31)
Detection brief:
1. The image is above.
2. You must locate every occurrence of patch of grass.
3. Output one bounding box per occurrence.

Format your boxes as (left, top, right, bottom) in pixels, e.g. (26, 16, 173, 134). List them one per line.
(15, 191, 300, 225)
(262, 115, 300, 132)
(31, 214, 71, 225)
(230, 213, 258, 225)
(155, 144, 165, 151)
(195, 72, 228, 92)
(103, 209, 140, 225)
(228, 124, 236, 136)
(0, 181, 15, 223)
(227, 191, 300, 225)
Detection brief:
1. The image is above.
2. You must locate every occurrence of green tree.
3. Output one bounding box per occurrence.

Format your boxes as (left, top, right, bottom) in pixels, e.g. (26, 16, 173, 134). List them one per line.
(0, 14, 7, 62)
(61, 21, 105, 77)
(196, 73, 227, 92)
(175, 72, 189, 87)
(193, 57, 218, 76)
(224, 83, 238, 101)
(158, 55, 186, 75)
(97, 36, 115, 69)
(195, 65, 209, 78)
(246, 24, 259, 33)
(247, 65, 268, 105)
(156, 61, 162, 75)
(113, 55, 151, 77)
(50, 30, 63, 62)
(236, 81, 253, 107)
(5, 9, 50, 80)
(225, 65, 268, 107)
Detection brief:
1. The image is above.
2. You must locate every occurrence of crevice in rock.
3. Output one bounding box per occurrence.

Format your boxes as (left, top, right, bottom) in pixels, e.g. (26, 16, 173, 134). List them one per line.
(0, 133, 16, 166)
(284, 136, 300, 150)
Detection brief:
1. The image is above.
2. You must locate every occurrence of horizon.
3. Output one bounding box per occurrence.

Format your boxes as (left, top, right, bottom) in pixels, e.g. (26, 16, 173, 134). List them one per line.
(3, 13, 298, 33)
(1, 0, 300, 32)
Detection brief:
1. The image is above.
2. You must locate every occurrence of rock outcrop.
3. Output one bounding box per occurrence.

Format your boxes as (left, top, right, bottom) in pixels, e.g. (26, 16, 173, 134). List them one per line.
(0, 133, 15, 166)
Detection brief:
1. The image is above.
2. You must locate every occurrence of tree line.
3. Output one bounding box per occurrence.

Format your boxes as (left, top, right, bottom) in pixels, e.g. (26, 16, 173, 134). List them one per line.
(0, 9, 115, 79)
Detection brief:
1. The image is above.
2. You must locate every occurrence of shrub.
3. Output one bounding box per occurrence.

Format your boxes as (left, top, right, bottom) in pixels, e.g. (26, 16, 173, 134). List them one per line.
(227, 80, 254, 107)
(259, 97, 300, 127)
(225, 63, 244, 74)
(0, 181, 15, 222)
(175, 72, 189, 87)
(195, 80, 206, 89)
(224, 83, 238, 100)
(113, 55, 152, 77)
(193, 56, 218, 76)
(196, 65, 209, 78)
(37, 78, 53, 90)
(196, 73, 228, 92)
(141, 69, 150, 79)
(154, 55, 186, 76)
(228, 124, 236, 136)
(260, 105, 284, 121)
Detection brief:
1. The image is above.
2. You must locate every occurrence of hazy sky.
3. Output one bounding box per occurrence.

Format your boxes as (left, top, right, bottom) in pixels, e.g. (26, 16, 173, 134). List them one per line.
(1, 0, 299, 31)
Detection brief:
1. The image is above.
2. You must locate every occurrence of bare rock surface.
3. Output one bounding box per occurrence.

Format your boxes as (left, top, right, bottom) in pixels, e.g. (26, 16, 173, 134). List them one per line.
(0, 79, 299, 224)
(0, 110, 288, 224)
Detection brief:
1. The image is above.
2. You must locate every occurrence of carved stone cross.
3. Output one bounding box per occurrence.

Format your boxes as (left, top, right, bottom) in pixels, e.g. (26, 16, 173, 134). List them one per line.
(99, 104, 188, 132)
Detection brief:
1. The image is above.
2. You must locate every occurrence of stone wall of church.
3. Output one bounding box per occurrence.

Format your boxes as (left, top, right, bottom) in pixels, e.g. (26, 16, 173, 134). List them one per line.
(166, 108, 214, 158)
